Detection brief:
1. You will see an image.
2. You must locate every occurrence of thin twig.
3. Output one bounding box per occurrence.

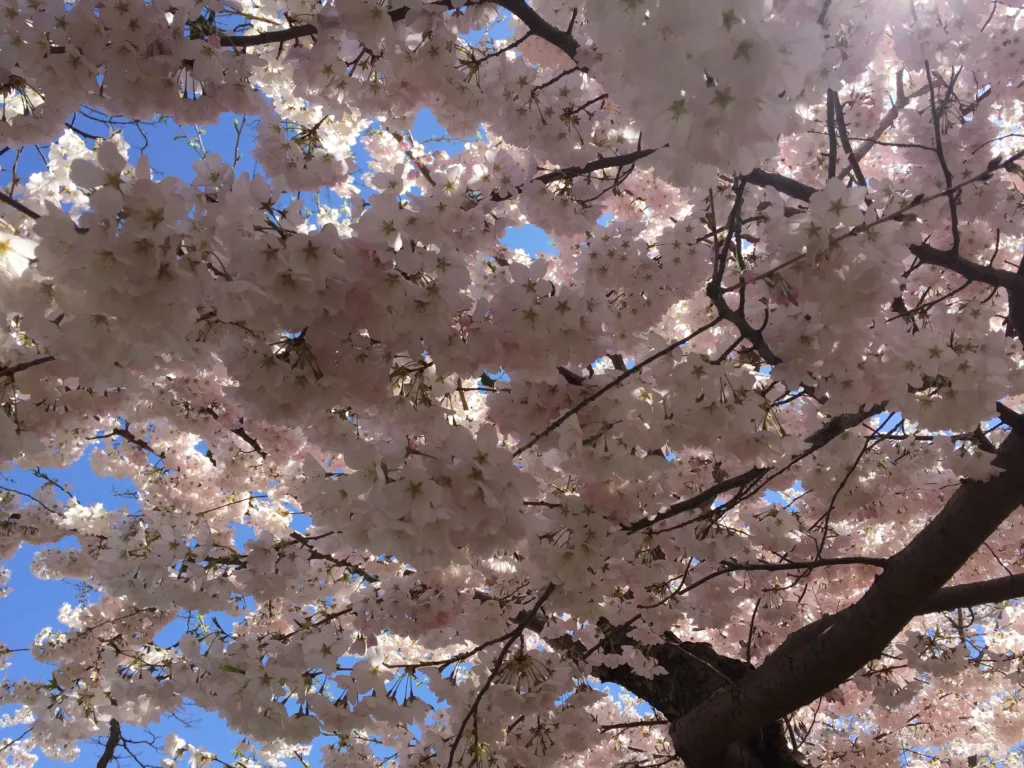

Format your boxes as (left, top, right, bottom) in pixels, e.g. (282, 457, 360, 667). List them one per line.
(445, 584, 556, 768)
(0, 191, 41, 220)
(812, 413, 899, 557)
(674, 556, 888, 603)
(925, 61, 960, 253)
(626, 466, 769, 533)
(830, 90, 868, 186)
(826, 90, 839, 178)
(512, 317, 720, 457)
(840, 76, 930, 173)
(0, 356, 55, 378)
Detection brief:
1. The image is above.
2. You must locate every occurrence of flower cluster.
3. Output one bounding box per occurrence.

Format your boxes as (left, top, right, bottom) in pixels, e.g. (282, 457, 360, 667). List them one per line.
(1, 0, 1024, 766)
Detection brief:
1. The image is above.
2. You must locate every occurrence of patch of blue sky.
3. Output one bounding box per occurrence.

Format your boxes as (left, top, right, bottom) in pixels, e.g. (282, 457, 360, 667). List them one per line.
(411, 109, 472, 157)
(502, 222, 557, 256)
(461, 10, 515, 46)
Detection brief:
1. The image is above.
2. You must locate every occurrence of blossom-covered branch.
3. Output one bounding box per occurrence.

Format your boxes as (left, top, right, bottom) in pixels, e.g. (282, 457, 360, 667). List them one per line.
(3, 0, 1024, 767)
(673, 419, 1024, 766)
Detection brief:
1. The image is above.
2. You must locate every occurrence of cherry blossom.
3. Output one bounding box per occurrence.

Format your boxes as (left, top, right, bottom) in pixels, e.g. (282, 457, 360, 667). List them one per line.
(2, 1, 1024, 767)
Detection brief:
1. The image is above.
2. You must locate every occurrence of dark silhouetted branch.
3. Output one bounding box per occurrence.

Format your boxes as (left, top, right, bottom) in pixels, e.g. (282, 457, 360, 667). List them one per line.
(95, 719, 121, 768)
(672, 418, 1024, 767)
(494, 0, 580, 61)
(0, 356, 55, 378)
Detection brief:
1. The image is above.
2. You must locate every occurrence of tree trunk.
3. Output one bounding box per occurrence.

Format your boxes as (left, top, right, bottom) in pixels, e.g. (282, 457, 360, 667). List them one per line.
(592, 634, 805, 768)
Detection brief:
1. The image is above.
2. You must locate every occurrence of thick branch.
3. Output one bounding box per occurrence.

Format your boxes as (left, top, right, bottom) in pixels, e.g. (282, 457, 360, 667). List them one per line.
(803, 403, 887, 451)
(96, 719, 121, 768)
(93, 427, 166, 463)
(231, 426, 268, 458)
(493, 0, 580, 61)
(592, 634, 802, 768)
(742, 170, 815, 203)
(219, 23, 318, 47)
(921, 572, 1024, 613)
(909, 242, 1024, 292)
(773, 570, 1024, 663)
(510, 559, 1024, 768)
(672, 423, 1024, 766)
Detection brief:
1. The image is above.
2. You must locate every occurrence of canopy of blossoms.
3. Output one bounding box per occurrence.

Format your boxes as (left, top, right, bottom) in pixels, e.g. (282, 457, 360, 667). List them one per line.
(3, 0, 1024, 766)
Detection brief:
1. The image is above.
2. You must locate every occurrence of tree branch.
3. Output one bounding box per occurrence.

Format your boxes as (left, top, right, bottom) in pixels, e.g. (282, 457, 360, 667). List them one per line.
(840, 74, 930, 174)
(0, 191, 41, 220)
(96, 719, 121, 768)
(826, 90, 838, 179)
(672, 419, 1024, 766)
(830, 89, 868, 187)
(773, 570, 1024, 664)
(908, 242, 1024, 292)
(803, 403, 887, 450)
(502, 547, 1024, 767)
(493, 0, 580, 61)
(705, 180, 783, 366)
(534, 148, 661, 184)
(446, 584, 556, 768)
(512, 316, 720, 457)
(626, 467, 769, 534)
(218, 23, 318, 48)
(231, 426, 268, 458)
(0, 356, 55, 378)
(600, 718, 669, 731)
(924, 61, 961, 253)
(49, 3, 442, 54)
(656, 557, 888, 612)
(745, 162, 1024, 294)
(742, 170, 815, 203)
(92, 427, 166, 463)
(922, 572, 1024, 613)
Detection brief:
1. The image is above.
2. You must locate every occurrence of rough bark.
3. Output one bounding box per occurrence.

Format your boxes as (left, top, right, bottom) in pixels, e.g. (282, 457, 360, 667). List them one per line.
(592, 634, 804, 768)
(670, 427, 1024, 766)
(587, 567, 1024, 767)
